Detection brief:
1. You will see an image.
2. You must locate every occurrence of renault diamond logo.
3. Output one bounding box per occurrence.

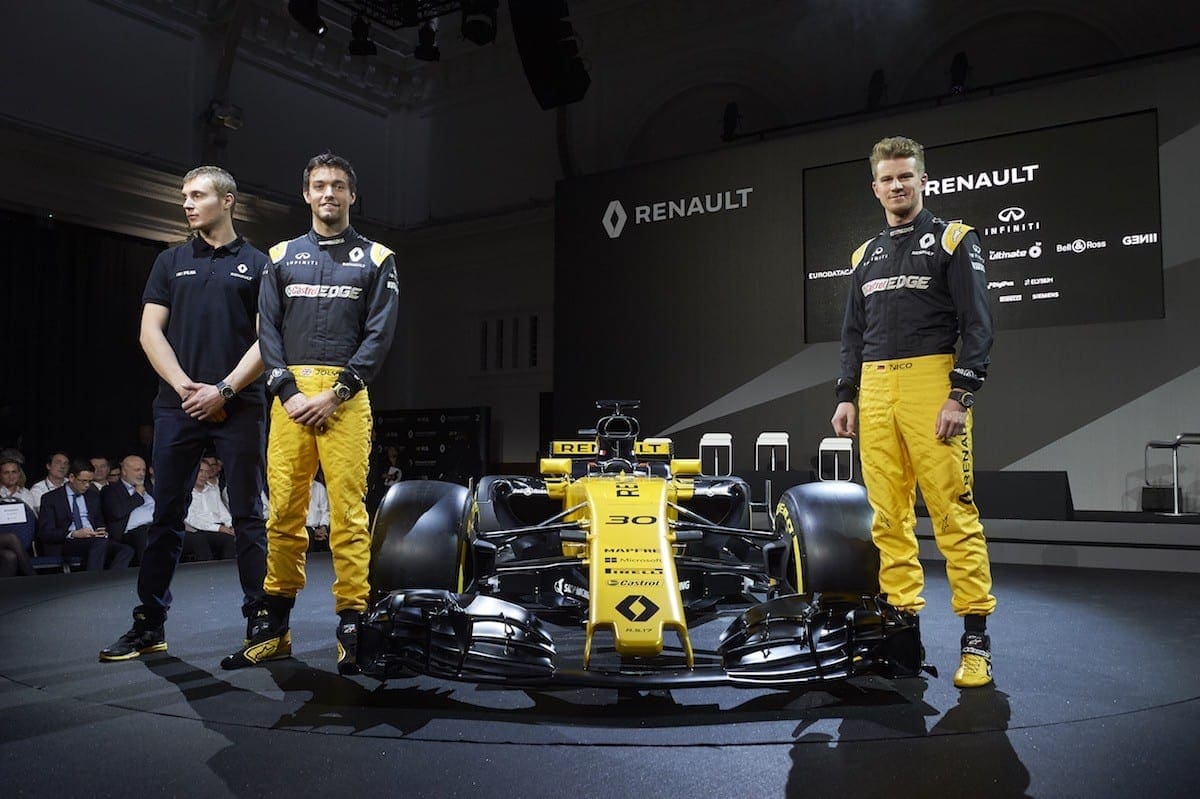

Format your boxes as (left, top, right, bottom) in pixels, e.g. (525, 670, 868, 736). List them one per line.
(919, 233, 935, 249)
(997, 206, 1026, 223)
(616, 594, 659, 622)
(602, 200, 628, 239)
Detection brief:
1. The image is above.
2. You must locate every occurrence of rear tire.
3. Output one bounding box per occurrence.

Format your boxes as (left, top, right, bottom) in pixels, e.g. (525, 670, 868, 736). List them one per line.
(369, 480, 470, 595)
(774, 482, 879, 595)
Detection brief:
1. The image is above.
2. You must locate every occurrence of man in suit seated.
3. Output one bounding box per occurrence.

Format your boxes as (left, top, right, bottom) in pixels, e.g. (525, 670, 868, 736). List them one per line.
(101, 455, 154, 565)
(29, 451, 69, 510)
(38, 457, 133, 571)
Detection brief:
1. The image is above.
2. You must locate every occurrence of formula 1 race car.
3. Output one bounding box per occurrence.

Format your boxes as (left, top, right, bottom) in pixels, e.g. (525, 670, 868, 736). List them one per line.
(356, 401, 923, 688)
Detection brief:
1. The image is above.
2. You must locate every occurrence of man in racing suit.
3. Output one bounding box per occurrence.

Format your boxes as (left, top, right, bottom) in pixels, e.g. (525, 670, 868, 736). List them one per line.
(223, 152, 399, 674)
(831, 136, 996, 688)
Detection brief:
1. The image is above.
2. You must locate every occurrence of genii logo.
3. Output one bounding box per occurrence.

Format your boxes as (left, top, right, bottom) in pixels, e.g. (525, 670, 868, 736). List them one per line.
(602, 200, 628, 239)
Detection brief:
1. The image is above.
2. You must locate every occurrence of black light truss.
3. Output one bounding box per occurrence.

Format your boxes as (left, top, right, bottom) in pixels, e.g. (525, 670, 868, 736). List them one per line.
(335, 1, 466, 30)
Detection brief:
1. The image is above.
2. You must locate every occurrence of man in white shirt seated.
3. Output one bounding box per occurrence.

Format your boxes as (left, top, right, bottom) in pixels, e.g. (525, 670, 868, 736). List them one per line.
(29, 451, 69, 509)
(183, 460, 236, 561)
(307, 470, 330, 552)
(101, 455, 155, 565)
(0, 456, 38, 516)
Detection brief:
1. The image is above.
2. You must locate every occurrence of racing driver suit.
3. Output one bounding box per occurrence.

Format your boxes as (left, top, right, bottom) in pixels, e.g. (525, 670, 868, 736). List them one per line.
(258, 226, 399, 617)
(836, 207, 995, 619)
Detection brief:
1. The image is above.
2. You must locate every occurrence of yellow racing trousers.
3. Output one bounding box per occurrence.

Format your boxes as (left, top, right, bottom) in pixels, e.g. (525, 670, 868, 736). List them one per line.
(858, 353, 995, 617)
(263, 367, 373, 614)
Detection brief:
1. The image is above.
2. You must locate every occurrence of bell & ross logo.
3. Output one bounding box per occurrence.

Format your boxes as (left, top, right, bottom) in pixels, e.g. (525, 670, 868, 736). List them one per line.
(602, 187, 754, 239)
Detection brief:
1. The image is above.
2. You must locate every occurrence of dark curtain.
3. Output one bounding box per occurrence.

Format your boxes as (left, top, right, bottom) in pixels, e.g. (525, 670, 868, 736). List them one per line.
(0, 208, 166, 479)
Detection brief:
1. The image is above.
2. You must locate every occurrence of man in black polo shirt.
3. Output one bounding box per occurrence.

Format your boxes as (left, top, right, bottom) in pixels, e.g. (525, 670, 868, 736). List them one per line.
(100, 166, 269, 662)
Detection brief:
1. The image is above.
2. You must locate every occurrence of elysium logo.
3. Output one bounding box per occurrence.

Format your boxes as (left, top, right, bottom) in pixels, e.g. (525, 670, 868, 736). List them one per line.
(602, 200, 628, 239)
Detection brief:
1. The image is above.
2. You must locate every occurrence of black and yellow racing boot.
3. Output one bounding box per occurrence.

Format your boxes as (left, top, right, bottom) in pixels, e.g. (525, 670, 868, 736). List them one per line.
(221, 595, 293, 670)
(335, 610, 362, 676)
(953, 632, 993, 688)
(99, 611, 168, 662)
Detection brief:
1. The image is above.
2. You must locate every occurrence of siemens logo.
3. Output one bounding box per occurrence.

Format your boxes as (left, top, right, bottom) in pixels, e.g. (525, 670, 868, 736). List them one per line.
(602, 188, 753, 238)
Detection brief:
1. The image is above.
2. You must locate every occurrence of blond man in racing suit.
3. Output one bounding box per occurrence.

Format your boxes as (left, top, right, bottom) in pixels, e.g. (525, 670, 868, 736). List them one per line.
(832, 136, 995, 688)
(223, 152, 399, 674)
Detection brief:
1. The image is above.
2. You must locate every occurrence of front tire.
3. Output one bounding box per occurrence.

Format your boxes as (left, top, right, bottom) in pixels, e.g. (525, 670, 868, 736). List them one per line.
(369, 480, 470, 595)
(773, 482, 879, 595)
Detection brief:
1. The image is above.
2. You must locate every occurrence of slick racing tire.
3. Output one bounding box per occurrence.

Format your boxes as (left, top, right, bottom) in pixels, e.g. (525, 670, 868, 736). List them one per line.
(774, 482, 879, 595)
(369, 480, 470, 595)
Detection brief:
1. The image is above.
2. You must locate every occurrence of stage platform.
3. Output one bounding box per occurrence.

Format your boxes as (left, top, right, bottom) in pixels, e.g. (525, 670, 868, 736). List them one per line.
(2, 555, 1198, 797)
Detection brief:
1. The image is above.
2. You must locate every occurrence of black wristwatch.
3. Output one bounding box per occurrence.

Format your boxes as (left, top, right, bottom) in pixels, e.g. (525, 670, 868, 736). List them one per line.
(950, 389, 975, 408)
(216, 380, 236, 401)
(332, 382, 353, 402)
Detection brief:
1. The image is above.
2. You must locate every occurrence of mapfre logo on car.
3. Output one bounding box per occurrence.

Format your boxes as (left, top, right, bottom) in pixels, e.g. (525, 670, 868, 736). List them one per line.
(602, 187, 754, 239)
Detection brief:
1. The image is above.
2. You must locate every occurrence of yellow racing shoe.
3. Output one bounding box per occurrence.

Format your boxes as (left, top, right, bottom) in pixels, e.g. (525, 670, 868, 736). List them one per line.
(953, 632, 993, 688)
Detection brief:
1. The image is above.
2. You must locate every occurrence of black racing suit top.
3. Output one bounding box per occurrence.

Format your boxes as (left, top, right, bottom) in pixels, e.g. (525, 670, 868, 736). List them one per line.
(836, 208, 993, 402)
(259, 226, 400, 403)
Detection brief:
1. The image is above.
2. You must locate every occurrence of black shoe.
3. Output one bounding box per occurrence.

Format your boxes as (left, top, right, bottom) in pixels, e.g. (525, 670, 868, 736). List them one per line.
(336, 611, 361, 676)
(99, 612, 167, 662)
(221, 596, 293, 670)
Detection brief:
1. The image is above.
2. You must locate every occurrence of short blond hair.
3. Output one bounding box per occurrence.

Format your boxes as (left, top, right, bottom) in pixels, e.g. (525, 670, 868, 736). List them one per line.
(182, 165, 237, 199)
(869, 136, 925, 178)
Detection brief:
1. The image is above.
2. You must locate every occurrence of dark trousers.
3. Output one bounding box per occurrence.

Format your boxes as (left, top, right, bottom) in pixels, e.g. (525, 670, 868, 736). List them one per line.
(63, 537, 134, 571)
(120, 524, 150, 566)
(136, 402, 267, 623)
(184, 529, 238, 561)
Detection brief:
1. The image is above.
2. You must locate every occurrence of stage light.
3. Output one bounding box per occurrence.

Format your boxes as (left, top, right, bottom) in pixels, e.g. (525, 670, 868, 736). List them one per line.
(721, 102, 740, 142)
(349, 14, 377, 56)
(288, 0, 326, 37)
(414, 22, 440, 61)
(950, 51, 970, 94)
(462, 0, 498, 46)
(867, 69, 887, 110)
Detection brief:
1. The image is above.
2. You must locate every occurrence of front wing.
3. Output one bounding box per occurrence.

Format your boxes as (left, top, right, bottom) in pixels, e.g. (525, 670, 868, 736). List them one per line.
(356, 589, 924, 688)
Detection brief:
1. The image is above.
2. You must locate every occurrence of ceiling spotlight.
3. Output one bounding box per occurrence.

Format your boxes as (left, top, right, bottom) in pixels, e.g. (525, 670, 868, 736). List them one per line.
(288, 0, 326, 37)
(461, 0, 498, 46)
(414, 22, 440, 62)
(950, 51, 971, 95)
(207, 101, 244, 131)
(349, 14, 377, 56)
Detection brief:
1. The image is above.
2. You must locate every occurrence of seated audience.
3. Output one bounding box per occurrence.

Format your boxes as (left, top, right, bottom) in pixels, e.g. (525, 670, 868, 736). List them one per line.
(307, 469, 330, 552)
(90, 456, 112, 491)
(0, 457, 38, 517)
(29, 451, 69, 509)
(0, 530, 33, 578)
(184, 460, 236, 561)
(37, 457, 133, 571)
(101, 455, 154, 565)
(107, 459, 121, 485)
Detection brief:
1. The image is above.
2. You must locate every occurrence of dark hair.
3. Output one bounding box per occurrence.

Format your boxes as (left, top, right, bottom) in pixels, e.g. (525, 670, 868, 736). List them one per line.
(303, 152, 357, 194)
(68, 457, 93, 477)
(46, 451, 68, 466)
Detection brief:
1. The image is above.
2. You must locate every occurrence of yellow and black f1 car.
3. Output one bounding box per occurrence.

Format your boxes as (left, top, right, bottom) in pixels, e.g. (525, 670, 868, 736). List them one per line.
(357, 401, 924, 688)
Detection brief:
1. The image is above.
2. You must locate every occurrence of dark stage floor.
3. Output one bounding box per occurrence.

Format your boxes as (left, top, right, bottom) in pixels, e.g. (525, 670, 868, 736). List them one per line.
(2, 557, 1198, 798)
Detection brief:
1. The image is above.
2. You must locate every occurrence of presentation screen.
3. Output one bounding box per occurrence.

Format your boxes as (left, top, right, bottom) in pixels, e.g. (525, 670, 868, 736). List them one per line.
(803, 111, 1164, 342)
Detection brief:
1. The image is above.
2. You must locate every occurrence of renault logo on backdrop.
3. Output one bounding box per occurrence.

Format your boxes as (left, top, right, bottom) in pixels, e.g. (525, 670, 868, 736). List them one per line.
(602, 200, 628, 239)
(602, 187, 754, 239)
